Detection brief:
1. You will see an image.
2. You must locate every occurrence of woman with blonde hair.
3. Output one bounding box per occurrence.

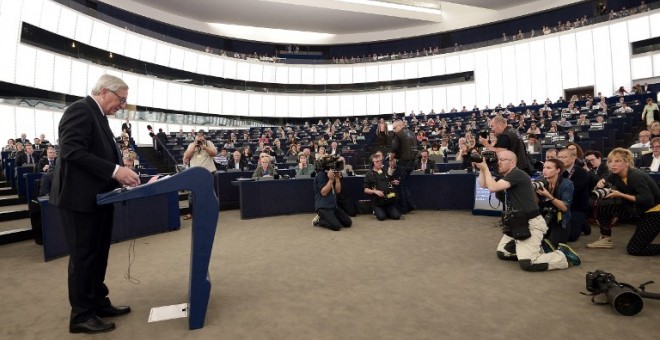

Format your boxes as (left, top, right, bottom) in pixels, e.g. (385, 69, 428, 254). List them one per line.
(588, 148, 660, 255)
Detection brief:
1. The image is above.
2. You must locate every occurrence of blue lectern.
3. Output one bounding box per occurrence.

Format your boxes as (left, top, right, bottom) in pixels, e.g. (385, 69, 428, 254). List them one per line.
(97, 167, 219, 330)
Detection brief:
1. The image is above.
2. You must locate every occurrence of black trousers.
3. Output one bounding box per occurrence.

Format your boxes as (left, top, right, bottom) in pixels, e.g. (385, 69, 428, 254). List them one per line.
(317, 208, 352, 231)
(59, 205, 114, 324)
(373, 202, 401, 221)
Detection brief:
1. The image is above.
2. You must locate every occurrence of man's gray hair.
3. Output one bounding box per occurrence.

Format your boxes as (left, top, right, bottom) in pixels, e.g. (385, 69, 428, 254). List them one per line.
(91, 74, 128, 95)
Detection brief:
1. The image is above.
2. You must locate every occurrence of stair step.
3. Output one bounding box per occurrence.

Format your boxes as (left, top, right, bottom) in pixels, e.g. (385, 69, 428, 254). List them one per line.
(0, 187, 17, 196)
(0, 210, 29, 222)
(0, 181, 10, 188)
(0, 197, 21, 206)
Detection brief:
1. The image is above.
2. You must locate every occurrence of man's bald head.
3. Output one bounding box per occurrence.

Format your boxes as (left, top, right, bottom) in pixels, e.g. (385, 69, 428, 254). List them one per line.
(497, 150, 517, 163)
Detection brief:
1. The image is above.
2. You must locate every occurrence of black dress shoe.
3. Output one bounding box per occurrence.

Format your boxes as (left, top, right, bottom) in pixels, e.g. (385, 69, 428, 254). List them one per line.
(97, 305, 131, 317)
(70, 316, 115, 334)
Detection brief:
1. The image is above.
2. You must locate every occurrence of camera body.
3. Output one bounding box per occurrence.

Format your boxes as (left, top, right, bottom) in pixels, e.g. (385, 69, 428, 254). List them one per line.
(469, 150, 498, 164)
(315, 154, 344, 172)
(586, 269, 616, 294)
(196, 139, 205, 147)
(478, 129, 489, 139)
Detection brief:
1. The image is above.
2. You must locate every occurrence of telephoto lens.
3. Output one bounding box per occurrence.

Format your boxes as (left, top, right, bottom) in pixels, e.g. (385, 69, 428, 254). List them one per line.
(532, 181, 545, 191)
(590, 187, 612, 200)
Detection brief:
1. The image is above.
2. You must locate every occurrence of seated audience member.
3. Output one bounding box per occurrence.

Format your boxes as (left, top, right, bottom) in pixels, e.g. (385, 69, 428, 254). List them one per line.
(2, 138, 16, 152)
(414, 149, 435, 173)
(576, 115, 590, 126)
(37, 146, 57, 172)
(364, 153, 401, 221)
(615, 102, 633, 114)
(315, 146, 327, 160)
(15, 143, 36, 167)
(295, 153, 315, 176)
(428, 142, 444, 157)
(526, 134, 541, 154)
(213, 148, 229, 171)
(558, 147, 590, 242)
(527, 123, 541, 135)
(328, 141, 340, 156)
(588, 148, 660, 255)
(252, 155, 277, 178)
(227, 150, 248, 171)
(630, 130, 652, 148)
(535, 159, 574, 248)
(639, 137, 660, 172)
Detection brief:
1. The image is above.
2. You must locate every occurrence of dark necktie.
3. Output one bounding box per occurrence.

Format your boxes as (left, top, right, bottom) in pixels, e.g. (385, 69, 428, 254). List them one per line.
(28, 155, 33, 164)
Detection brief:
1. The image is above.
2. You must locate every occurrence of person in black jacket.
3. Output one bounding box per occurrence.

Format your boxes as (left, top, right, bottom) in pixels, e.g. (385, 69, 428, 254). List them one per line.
(557, 148, 590, 242)
(479, 116, 535, 175)
(588, 148, 660, 255)
(638, 137, 660, 172)
(390, 119, 418, 213)
(227, 150, 248, 171)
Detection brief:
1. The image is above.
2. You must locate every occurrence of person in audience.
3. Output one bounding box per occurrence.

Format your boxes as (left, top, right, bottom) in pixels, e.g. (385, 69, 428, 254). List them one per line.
(525, 134, 542, 154)
(418, 138, 430, 151)
(15, 143, 36, 167)
(638, 137, 660, 172)
(414, 149, 435, 173)
(121, 118, 132, 138)
(614, 86, 628, 96)
(429, 142, 444, 157)
(16, 133, 29, 146)
(651, 121, 660, 139)
(588, 148, 660, 255)
(252, 154, 277, 178)
(557, 147, 590, 242)
(241, 146, 253, 163)
(227, 150, 247, 171)
(2, 139, 16, 152)
(576, 114, 590, 126)
(545, 148, 557, 161)
(12, 142, 24, 159)
(313, 156, 352, 231)
(156, 128, 167, 154)
(535, 158, 573, 248)
(558, 117, 572, 129)
(475, 150, 580, 270)
(295, 153, 315, 176)
(258, 134, 269, 145)
(213, 148, 229, 171)
(328, 141, 340, 156)
(527, 123, 541, 135)
(38, 146, 57, 172)
(364, 152, 401, 221)
(615, 102, 633, 114)
(315, 146, 327, 160)
(223, 139, 235, 149)
(390, 119, 418, 214)
(642, 98, 659, 129)
(376, 120, 388, 147)
(630, 130, 652, 148)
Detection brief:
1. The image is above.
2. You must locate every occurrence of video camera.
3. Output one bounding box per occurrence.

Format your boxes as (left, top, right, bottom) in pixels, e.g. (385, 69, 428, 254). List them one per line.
(315, 154, 344, 172)
(583, 269, 660, 316)
(469, 150, 498, 164)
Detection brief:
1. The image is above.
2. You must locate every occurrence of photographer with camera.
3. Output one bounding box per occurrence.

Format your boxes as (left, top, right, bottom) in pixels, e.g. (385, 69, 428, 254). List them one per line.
(364, 153, 401, 221)
(182, 131, 217, 220)
(534, 159, 574, 248)
(475, 150, 580, 271)
(313, 155, 352, 231)
(587, 148, 660, 255)
(478, 116, 535, 175)
(390, 119, 418, 213)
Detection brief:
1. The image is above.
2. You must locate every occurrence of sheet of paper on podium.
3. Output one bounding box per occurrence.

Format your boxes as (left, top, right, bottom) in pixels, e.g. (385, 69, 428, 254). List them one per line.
(148, 303, 188, 323)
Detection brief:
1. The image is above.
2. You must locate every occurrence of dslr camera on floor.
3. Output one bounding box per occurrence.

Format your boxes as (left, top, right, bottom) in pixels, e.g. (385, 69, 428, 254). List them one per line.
(583, 269, 660, 316)
(315, 155, 344, 173)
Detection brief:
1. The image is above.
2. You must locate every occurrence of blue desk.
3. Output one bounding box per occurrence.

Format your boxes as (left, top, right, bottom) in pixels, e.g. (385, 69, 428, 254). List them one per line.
(3, 158, 15, 188)
(236, 173, 477, 219)
(24, 172, 44, 203)
(38, 192, 180, 261)
(16, 165, 35, 200)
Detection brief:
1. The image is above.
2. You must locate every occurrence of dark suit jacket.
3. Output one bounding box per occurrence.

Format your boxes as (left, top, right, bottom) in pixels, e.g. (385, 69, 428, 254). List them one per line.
(37, 157, 56, 172)
(15, 152, 37, 167)
(639, 153, 656, 169)
(414, 159, 436, 172)
(121, 122, 132, 136)
(50, 96, 121, 213)
(564, 166, 590, 212)
(227, 158, 248, 171)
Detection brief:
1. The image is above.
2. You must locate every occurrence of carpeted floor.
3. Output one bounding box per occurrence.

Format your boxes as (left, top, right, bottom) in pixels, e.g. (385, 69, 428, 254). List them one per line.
(0, 210, 658, 340)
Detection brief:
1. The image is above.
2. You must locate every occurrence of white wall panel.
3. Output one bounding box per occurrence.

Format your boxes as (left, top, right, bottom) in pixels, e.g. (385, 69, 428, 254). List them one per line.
(152, 79, 168, 109)
(249, 93, 262, 117)
(314, 95, 327, 116)
(169, 48, 185, 70)
(459, 53, 474, 72)
(276, 66, 289, 84)
(474, 51, 490, 108)
(183, 51, 199, 74)
(514, 43, 532, 103)
(500, 45, 517, 105)
(262, 64, 275, 83)
(275, 95, 288, 117)
(181, 85, 195, 112)
(544, 37, 563, 101)
(235, 93, 248, 116)
(340, 95, 353, 116)
(139, 38, 156, 64)
(592, 26, 614, 95)
(106, 27, 126, 56)
(34, 49, 54, 91)
(352, 66, 366, 84)
(379, 92, 393, 114)
(391, 62, 405, 81)
(610, 22, 631, 91)
(74, 15, 93, 44)
(378, 64, 391, 82)
(154, 42, 171, 67)
(124, 33, 142, 60)
(445, 55, 460, 74)
(167, 83, 182, 111)
(53, 55, 71, 94)
(301, 67, 314, 84)
(627, 16, 651, 42)
(461, 83, 476, 109)
(486, 49, 504, 107)
(90, 21, 110, 51)
(15, 45, 36, 88)
(262, 94, 274, 117)
(301, 96, 313, 117)
(249, 63, 264, 82)
(34, 109, 55, 145)
(418, 59, 432, 78)
(432, 87, 447, 112)
(446, 85, 461, 111)
(289, 67, 302, 84)
(392, 91, 405, 113)
(651, 12, 660, 37)
(404, 61, 418, 79)
(575, 30, 595, 87)
(431, 57, 445, 76)
(208, 89, 222, 115)
(195, 87, 209, 113)
(15, 107, 36, 139)
(559, 34, 578, 89)
(365, 65, 379, 82)
(40, 1, 61, 34)
(418, 88, 432, 113)
(340, 67, 353, 84)
(197, 54, 210, 75)
(313, 67, 326, 84)
(57, 6, 77, 39)
(327, 96, 340, 116)
(235, 61, 250, 81)
(121, 73, 138, 106)
(136, 76, 153, 107)
(21, 0, 43, 26)
(223, 91, 236, 116)
(354, 94, 367, 115)
(366, 93, 379, 116)
(405, 90, 419, 114)
(223, 59, 237, 79)
(631, 56, 653, 80)
(86, 65, 104, 95)
(327, 67, 340, 84)
(654, 54, 660, 77)
(69, 60, 87, 97)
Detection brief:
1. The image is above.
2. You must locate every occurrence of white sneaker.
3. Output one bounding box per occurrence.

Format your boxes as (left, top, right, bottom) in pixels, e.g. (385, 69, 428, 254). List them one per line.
(587, 237, 613, 249)
(312, 215, 320, 227)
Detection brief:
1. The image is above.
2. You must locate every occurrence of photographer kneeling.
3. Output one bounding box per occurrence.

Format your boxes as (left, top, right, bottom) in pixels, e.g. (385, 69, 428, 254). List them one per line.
(364, 153, 401, 221)
(313, 156, 352, 231)
(475, 150, 581, 271)
(534, 159, 574, 249)
(587, 148, 660, 255)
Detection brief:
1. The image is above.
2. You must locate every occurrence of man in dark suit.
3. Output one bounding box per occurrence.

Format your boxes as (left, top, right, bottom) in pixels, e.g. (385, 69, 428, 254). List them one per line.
(37, 146, 57, 172)
(15, 143, 36, 167)
(50, 75, 140, 334)
(227, 150, 248, 171)
(414, 149, 436, 173)
(558, 148, 590, 241)
(15, 133, 29, 146)
(639, 137, 660, 172)
(121, 118, 132, 138)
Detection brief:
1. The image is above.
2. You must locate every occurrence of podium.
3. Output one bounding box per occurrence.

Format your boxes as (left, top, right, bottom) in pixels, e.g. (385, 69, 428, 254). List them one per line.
(97, 167, 219, 330)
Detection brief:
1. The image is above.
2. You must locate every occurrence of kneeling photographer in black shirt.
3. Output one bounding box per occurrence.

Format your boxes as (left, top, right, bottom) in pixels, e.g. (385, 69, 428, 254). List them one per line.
(364, 152, 401, 221)
(475, 150, 580, 271)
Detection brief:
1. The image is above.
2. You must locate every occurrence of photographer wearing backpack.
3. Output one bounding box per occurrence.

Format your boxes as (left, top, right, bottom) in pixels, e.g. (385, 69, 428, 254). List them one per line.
(475, 150, 580, 271)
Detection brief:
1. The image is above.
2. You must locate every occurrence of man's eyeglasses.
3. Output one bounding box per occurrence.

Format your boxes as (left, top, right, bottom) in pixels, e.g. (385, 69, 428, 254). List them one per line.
(108, 89, 127, 105)
(373, 159, 383, 163)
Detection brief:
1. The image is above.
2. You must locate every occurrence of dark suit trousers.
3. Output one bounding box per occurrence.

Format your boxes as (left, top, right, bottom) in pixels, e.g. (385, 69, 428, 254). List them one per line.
(59, 205, 114, 324)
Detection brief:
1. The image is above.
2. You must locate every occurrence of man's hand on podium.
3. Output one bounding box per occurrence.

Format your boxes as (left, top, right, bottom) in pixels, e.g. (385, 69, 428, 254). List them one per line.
(115, 167, 140, 187)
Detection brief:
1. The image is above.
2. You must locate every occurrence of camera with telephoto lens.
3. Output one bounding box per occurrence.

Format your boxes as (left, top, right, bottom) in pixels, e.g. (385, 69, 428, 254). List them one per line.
(532, 179, 547, 191)
(584, 270, 649, 316)
(315, 154, 344, 172)
(469, 150, 498, 164)
(590, 187, 612, 200)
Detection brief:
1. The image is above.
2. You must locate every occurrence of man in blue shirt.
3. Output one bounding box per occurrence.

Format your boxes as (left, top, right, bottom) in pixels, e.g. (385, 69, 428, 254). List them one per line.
(313, 164, 352, 231)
